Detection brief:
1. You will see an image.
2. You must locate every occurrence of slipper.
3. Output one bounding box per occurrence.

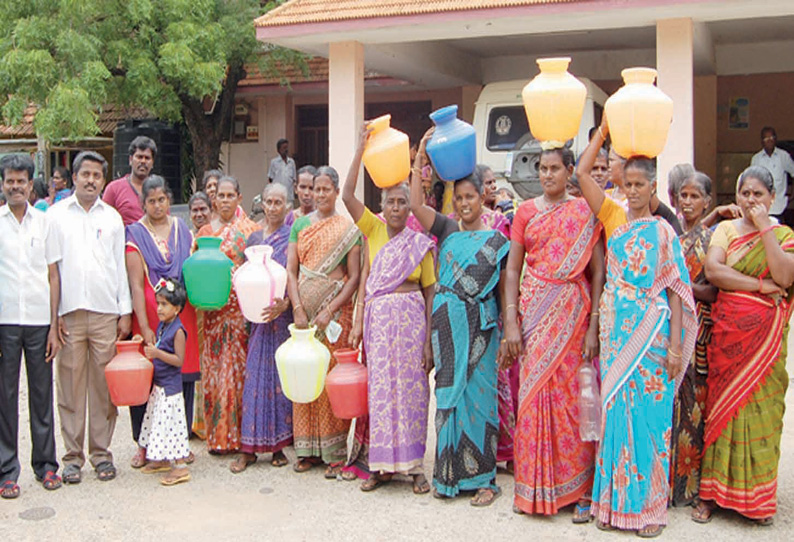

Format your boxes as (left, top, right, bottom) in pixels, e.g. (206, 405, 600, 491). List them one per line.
(691, 501, 714, 524)
(1, 480, 20, 499)
(636, 524, 664, 538)
(361, 474, 392, 492)
(62, 464, 81, 485)
(230, 454, 257, 474)
(324, 463, 343, 479)
(95, 461, 116, 482)
(161, 471, 191, 486)
(433, 488, 450, 500)
(130, 448, 147, 469)
(470, 487, 501, 507)
(141, 462, 172, 474)
(271, 452, 288, 467)
(36, 471, 62, 491)
(412, 474, 431, 495)
(293, 457, 322, 473)
(596, 521, 616, 532)
(185, 451, 195, 465)
(513, 505, 525, 515)
(755, 517, 774, 527)
(572, 501, 593, 524)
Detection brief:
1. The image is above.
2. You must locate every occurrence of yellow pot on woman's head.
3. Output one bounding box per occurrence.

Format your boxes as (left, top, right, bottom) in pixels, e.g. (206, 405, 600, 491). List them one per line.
(522, 57, 587, 146)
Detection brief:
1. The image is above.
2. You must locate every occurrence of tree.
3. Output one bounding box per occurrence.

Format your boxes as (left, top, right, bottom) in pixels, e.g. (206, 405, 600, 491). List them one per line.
(0, 0, 304, 178)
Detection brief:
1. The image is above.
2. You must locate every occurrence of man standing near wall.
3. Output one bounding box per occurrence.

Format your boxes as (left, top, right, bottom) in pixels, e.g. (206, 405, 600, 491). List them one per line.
(103, 136, 157, 226)
(750, 126, 794, 225)
(0, 155, 62, 499)
(48, 151, 132, 484)
(268, 138, 296, 203)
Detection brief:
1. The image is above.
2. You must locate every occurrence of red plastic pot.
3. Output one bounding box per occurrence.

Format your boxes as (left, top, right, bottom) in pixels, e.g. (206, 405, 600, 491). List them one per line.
(105, 339, 153, 407)
(325, 348, 368, 419)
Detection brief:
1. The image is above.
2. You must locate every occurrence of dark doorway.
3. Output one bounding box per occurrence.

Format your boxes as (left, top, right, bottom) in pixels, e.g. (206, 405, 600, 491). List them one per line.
(296, 106, 328, 169)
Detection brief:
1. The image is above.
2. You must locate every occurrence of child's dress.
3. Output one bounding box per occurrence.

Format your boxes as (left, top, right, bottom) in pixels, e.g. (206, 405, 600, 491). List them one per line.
(139, 317, 191, 461)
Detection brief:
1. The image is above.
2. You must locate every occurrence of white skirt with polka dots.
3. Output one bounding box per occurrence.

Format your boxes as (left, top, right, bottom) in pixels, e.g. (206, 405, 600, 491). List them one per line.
(138, 386, 191, 462)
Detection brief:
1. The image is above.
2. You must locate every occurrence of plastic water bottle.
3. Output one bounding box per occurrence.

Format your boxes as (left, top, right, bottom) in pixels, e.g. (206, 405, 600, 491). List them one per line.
(577, 362, 601, 441)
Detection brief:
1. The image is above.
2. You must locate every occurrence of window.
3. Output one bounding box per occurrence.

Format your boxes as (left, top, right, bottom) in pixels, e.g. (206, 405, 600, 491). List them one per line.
(486, 106, 530, 151)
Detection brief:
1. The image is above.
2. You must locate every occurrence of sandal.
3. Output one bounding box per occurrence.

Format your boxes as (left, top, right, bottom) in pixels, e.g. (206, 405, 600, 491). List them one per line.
(432, 488, 449, 500)
(513, 505, 525, 515)
(130, 447, 147, 469)
(95, 461, 116, 482)
(755, 517, 774, 527)
(691, 500, 714, 524)
(324, 463, 343, 479)
(62, 464, 82, 485)
(141, 462, 171, 474)
(470, 487, 501, 507)
(361, 473, 392, 492)
(0, 480, 20, 499)
(36, 471, 62, 491)
(230, 454, 257, 474)
(271, 451, 288, 467)
(412, 474, 431, 495)
(293, 457, 322, 473)
(636, 524, 664, 538)
(185, 451, 195, 465)
(572, 500, 593, 524)
(596, 521, 616, 532)
(161, 468, 191, 486)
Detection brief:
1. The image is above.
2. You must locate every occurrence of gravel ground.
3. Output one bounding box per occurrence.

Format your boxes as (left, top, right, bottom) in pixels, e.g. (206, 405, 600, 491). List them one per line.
(3, 333, 793, 541)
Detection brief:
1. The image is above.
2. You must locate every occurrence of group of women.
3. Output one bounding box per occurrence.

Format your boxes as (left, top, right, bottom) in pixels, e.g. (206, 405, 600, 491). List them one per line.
(125, 109, 793, 538)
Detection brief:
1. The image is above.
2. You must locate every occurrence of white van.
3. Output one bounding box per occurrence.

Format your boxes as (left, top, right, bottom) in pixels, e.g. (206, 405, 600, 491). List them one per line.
(473, 79, 608, 199)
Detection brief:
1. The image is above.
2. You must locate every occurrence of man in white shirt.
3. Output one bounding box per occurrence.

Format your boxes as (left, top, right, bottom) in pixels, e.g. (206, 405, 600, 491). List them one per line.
(47, 151, 132, 485)
(750, 126, 794, 222)
(267, 138, 296, 203)
(0, 155, 62, 499)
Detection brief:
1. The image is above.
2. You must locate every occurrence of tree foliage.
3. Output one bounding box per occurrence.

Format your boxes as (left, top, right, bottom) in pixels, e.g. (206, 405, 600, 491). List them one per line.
(0, 0, 304, 174)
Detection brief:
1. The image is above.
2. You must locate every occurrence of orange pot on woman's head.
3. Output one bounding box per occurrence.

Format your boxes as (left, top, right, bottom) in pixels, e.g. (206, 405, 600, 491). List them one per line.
(105, 338, 153, 407)
(325, 348, 368, 419)
(605, 67, 674, 159)
(521, 57, 587, 145)
(362, 114, 411, 188)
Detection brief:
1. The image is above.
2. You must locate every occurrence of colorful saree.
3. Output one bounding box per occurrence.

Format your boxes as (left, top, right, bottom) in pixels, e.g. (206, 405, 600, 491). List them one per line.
(364, 228, 434, 474)
(432, 229, 509, 497)
(699, 225, 794, 520)
(670, 223, 713, 506)
(240, 225, 294, 454)
(197, 216, 261, 452)
(592, 218, 697, 530)
(293, 214, 360, 463)
(513, 197, 601, 515)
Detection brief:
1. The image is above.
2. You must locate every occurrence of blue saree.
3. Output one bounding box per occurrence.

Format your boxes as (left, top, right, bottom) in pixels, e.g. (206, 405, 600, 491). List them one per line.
(592, 218, 697, 529)
(432, 229, 510, 497)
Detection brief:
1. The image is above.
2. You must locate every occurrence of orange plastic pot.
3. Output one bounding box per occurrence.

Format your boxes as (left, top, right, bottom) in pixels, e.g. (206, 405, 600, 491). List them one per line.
(105, 339, 153, 407)
(362, 114, 411, 188)
(521, 57, 587, 145)
(325, 348, 368, 419)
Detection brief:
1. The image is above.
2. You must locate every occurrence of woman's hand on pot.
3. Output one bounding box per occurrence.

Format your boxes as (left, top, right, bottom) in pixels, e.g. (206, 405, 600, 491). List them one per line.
(261, 298, 289, 323)
(312, 306, 332, 331)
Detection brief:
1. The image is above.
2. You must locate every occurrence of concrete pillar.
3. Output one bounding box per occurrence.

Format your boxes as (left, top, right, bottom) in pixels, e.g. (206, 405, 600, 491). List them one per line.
(656, 18, 694, 205)
(694, 75, 717, 190)
(329, 41, 365, 211)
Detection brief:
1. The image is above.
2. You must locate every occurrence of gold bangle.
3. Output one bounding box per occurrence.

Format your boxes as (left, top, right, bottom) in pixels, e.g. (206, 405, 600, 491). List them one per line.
(506, 304, 517, 311)
(590, 311, 599, 316)
(598, 126, 606, 140)
(293, 303, 302, 311)
(669, 350, 683, 359)
(356, 302, 365, 307)
(411, 167, 422, 176)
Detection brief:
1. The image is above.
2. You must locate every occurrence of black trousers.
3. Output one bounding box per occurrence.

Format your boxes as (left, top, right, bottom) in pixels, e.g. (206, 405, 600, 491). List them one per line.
(131, 381, 196, 442)
(0, 325, 58, 482)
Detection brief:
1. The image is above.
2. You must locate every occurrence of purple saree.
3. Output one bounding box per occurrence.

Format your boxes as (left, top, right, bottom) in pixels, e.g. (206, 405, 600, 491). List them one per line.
(239, 225, 294, 454)
(363, 227, 434, 474)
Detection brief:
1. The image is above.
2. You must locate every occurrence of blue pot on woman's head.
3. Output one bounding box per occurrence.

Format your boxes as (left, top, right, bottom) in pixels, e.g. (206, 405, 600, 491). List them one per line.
(426, 105, 477, 182)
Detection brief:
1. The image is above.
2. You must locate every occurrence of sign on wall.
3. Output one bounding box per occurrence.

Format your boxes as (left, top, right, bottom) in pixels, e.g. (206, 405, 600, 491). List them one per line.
(728, 97, 749, 130)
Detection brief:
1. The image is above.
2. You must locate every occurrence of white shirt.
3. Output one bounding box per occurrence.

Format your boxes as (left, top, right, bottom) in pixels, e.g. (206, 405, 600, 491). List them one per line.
(0, 204, 54, 326)
(47, 195, 132, 317)
(750, 147, 794, 215)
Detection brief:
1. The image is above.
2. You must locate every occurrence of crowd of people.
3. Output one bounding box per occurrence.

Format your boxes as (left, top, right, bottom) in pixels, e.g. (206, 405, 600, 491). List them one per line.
(1, 118, 792, 538)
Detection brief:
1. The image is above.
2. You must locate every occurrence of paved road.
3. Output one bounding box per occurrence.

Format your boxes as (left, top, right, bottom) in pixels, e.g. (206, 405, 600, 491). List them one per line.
(3, 334, 793, 541)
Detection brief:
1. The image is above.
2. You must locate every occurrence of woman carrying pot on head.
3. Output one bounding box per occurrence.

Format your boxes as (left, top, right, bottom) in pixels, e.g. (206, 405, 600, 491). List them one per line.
(286, 166, 361, 478)
(125, 175, 200, 468)
(340, 125, 435, 494)
(669, 172, 718, 507)
(230, 183, 294, 473)
(576, 118, 697, 537)
(693, 166, 794, 526)
(502, 145, 605, 522)
(196, 176, 261, 454)
(410, 129, 510, 508)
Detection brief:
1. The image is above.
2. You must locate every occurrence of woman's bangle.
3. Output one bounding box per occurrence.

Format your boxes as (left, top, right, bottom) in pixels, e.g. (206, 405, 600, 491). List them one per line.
(293, 303, 302, 311)
(505, 304, 517, 311)
(356, 301, 365, 307)
(669, 351, 683, 359)
(590, 311, 599, 316)
(411, 167, 422, 176)
(760, 225, 775, 236)
(598, 126, 606, 140)
(759, 276, 764, 292)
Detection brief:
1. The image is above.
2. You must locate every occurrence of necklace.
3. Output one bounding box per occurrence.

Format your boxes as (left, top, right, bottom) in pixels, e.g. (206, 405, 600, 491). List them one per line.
(145, 216, 171, 241)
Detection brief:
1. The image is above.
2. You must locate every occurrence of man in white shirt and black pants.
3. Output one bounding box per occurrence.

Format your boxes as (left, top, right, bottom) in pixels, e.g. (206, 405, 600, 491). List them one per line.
(750, 126, 794, 225)
(0, 155, 62, 499)
(48, 151, 132, 484)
